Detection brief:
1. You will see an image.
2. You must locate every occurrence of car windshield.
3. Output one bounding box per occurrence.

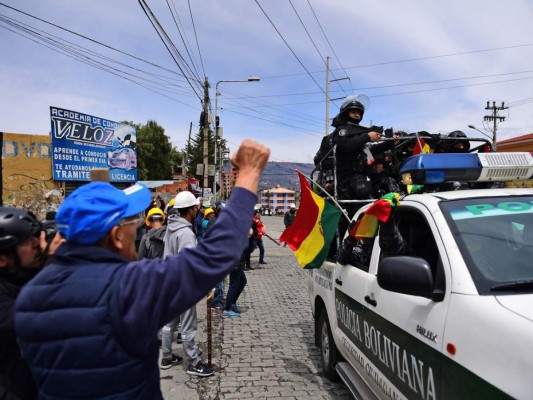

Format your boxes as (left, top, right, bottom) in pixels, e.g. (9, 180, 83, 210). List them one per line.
(440, 195, 533, 295)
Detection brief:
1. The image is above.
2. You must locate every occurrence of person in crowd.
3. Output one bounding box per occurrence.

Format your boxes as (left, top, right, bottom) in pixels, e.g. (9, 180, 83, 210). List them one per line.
(222, 228, 253, 318)
(244, 219, 258, 271)
(14, 139, 270, 399)
(202, 208, 215, 234)
(137, 207, 167, 260)
(282, 204, 297, 247)
(162, 191, 208, 375)
(194, 205, 206, 240)
(202, 208, 224, 309)
(249, 210, 267, 265)
(213, 201, 223, 218)
(137, 207, 181, 349)
(0, 207, 63, 400)
(164, 197, 175, 215)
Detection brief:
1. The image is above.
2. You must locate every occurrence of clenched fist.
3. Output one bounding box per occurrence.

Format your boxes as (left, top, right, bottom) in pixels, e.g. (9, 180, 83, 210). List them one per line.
(231, 140, 270, 193)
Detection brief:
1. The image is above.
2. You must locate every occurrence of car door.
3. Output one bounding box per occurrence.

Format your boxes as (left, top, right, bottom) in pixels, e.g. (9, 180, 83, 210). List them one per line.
(333, 224, 383, 395)
(360, 204, 451, 400)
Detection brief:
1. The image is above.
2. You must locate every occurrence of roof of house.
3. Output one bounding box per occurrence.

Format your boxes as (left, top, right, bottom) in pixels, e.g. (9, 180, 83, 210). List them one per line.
(497, 133, 533, 145)
(261, 184, 295, 194)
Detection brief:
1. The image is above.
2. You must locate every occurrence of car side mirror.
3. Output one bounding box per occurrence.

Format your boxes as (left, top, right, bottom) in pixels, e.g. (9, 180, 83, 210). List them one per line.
(377, 256, 434, 299)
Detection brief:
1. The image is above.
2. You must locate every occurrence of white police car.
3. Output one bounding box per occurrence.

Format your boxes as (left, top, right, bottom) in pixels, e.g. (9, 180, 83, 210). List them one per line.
(309, 152, 533, 400)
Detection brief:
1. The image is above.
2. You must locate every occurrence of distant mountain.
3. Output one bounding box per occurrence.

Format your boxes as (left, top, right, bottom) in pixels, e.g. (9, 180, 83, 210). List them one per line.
(257, 162, 315, 190)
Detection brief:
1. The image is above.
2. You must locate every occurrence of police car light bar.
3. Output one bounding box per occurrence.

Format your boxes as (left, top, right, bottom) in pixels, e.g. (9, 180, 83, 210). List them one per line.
(399, 152, 533, 185)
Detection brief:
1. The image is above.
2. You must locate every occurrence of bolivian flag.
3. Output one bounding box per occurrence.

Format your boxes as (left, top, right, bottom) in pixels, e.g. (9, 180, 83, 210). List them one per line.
(350, 193, 400, 239)
(408, 137, 430, 194)
(413, 137, 430, 155)
(280, 171, 341, 269)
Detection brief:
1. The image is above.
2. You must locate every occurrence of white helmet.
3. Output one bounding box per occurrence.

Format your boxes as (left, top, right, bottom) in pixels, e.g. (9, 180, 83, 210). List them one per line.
(290, 203, 296, 209)
(173, 191, 199, 208)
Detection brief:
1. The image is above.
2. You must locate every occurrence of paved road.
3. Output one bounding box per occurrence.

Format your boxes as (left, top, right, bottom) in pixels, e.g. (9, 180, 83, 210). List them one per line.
(161, 215, 351, 399)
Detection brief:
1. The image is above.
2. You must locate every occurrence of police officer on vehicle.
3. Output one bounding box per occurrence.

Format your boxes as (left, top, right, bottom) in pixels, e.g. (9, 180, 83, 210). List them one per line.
(0, 207, 63, 399)
(331, 95, 395, 244)
(333, 95, 390, 201)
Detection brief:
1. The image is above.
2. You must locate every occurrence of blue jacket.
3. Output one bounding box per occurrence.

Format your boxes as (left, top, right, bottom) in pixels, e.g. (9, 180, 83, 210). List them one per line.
(15, 188, 256, 399)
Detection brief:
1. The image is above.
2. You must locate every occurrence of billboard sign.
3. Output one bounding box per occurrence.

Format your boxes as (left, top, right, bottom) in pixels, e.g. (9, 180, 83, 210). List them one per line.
(50, 106, 137, 182)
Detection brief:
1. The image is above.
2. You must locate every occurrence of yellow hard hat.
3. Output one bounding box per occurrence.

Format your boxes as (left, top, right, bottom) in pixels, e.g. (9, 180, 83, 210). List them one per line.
(145, 207, 165, 226)
(168, 198, 175, 208)
(204, 208, 215, 218)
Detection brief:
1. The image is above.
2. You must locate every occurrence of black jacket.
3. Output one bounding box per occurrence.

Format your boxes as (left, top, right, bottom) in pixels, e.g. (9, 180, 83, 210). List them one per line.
(0, 275, 37, 400)
(283, 211, 296, 228)
(335, 123, 395, 180)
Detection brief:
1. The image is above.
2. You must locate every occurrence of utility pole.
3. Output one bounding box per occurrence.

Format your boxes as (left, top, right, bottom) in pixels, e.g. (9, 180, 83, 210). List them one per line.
(484, 101, 508, 151)
(327, 59, 350, 135)
(325, 56, 330, 136)
(183, 122, 192, 178)
(202, 77, 210, 196)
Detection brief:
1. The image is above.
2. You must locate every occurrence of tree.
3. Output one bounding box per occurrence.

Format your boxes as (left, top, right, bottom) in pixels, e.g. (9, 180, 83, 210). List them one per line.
(183, 127, 228, 188)
(128, 120, 182, 180)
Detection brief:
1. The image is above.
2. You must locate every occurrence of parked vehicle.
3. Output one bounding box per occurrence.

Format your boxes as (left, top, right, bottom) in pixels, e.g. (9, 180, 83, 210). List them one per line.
(309, 152, 533, 399)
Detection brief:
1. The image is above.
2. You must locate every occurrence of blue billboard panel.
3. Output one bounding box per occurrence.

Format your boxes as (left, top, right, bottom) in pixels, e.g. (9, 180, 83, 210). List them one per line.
(50, 106, 138, 182)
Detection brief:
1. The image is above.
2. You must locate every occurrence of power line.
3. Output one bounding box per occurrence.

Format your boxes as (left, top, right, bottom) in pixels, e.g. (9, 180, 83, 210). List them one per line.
(254, 0, 325, 95)
(221, 86, 324, 125)
(287, 0, 348, 97)
(224, 69, 533, 101)
(166, 0, 203, 82)
(306, 0, 354, 93)
(0, 2, 195, 80)
(0, 14, 191, 89)
(509, 96, 533, 107)
(369, 75, 533, 98)
(220, 90, 324, 129)
(138, 0, 203, 100)
(224, 108, 322, 137)
(0, 19, 200, 106)
(260, 43, 533, 80)
(223, 73, 533, 107)
(187, 0, 206, 78)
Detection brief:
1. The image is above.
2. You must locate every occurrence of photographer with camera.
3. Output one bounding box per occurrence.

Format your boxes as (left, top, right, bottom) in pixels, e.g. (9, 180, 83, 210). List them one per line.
(0, 207, 64, 399)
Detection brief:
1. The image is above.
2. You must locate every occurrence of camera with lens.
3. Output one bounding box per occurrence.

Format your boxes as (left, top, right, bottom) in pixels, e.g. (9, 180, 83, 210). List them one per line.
(41, 220, 57, 244)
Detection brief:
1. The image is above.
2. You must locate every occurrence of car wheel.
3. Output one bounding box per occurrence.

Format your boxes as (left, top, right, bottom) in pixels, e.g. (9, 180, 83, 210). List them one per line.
(319, 308, 340, 381)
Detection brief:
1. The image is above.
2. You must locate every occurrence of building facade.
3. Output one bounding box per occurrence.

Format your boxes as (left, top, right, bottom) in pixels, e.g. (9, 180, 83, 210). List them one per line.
(260, 185, 296, 214)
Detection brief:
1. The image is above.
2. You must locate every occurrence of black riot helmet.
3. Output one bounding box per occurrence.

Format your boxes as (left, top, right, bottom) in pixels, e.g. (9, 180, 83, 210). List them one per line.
(448, 130, 467, 139)
(448, 130, 470, 152)
(339, 94, 370, 123)
(0, 207, 40, 252)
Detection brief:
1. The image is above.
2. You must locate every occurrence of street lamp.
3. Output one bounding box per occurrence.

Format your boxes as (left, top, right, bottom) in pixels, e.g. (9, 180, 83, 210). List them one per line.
(220, 149, 230, 200)
(213, 76, 260, 201)
(468, 124, 494, 142)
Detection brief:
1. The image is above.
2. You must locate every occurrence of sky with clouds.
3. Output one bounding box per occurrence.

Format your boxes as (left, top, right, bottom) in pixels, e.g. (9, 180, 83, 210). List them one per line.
(1, 0, 533, 163)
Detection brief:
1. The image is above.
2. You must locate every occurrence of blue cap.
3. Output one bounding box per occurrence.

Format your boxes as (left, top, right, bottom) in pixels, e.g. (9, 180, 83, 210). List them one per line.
(56, 182, 151, 245)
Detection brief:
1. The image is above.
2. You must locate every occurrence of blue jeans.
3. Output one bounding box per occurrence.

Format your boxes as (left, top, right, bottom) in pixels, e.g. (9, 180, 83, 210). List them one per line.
(249, 238, 265, 263)
(212, 280, 224, 307)
(225, 268, 247, 311)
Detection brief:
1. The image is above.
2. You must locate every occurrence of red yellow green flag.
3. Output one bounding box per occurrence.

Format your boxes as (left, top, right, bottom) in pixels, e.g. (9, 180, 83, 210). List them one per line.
(413, 137, 430, 155)
(350, 193, 400, 239)
(280, 171, 341, 269)
(408, 137, 430, 193)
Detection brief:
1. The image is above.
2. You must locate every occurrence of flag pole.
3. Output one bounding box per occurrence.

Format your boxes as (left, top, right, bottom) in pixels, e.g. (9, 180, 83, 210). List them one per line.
(295, 170, 351, 223)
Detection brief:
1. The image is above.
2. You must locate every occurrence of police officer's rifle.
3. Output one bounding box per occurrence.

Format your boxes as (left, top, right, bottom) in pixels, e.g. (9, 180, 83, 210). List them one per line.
(312, 125, 393, 178)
